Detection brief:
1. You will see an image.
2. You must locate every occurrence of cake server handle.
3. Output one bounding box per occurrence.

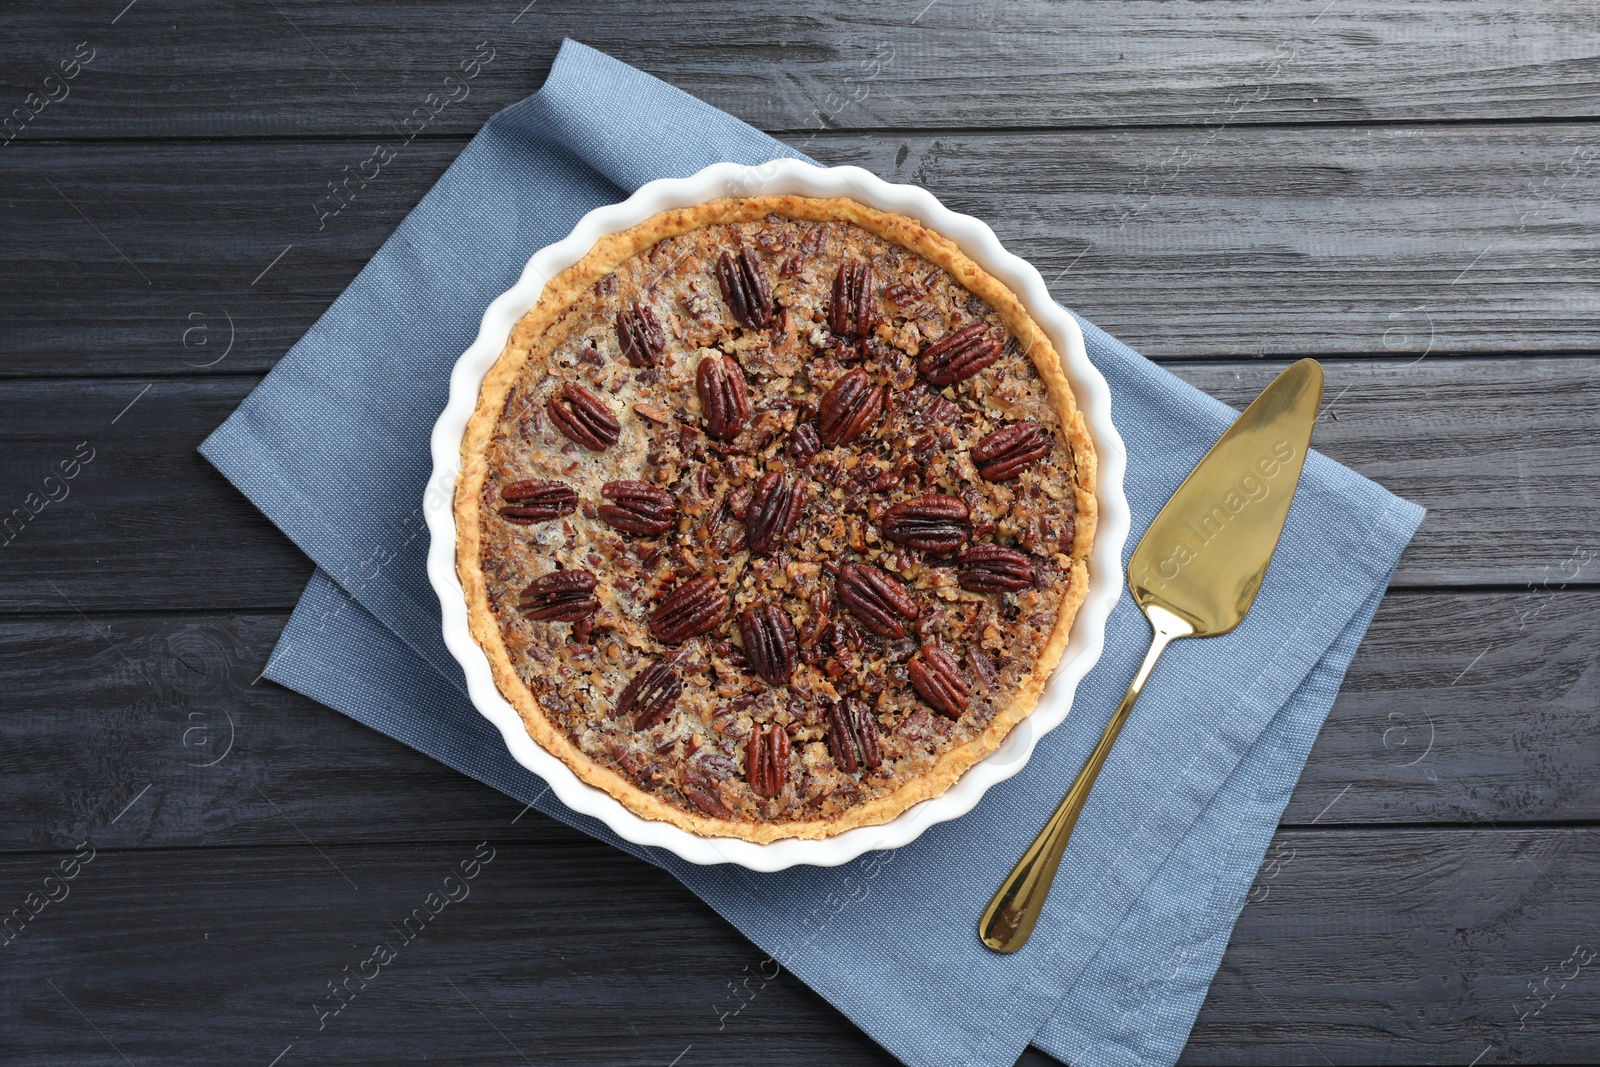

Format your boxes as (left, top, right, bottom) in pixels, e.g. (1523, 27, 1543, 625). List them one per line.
(978, 604, 1192, 953)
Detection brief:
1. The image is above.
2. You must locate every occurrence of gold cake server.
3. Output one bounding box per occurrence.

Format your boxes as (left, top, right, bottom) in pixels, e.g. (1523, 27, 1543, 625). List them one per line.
(979, 358, 1324, 953)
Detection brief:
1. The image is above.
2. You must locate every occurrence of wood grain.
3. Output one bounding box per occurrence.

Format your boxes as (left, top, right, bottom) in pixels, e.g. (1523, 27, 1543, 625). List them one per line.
(0, 830, 1593, 1064)
(0, 377, 313, 614)
(5, 125, 1599, 377)
(0, 834, 899, 1066)
(2, 1, 1598, 141)
(3, 3, 1596, 1062)
(1, 358, 1594, 614)
(1187, 827, 1600, 1064)
(1286, 590, 1600, 829)
(1174, 358, 1600, 588)
(838, 126, 1600, 359)
(1, 588, 1594, 856)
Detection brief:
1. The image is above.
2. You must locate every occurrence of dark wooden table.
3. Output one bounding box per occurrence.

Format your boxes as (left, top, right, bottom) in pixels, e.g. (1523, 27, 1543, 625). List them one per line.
(3, 3, 1598, 1064)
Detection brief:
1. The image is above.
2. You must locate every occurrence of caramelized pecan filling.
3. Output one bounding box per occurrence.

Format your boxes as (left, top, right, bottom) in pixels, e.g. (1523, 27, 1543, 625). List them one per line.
(477, 214, 1082, 826)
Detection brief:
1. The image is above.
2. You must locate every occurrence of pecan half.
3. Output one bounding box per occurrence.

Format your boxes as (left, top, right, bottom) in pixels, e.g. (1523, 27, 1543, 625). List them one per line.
(880, 494, 971, 553)
(958, 543, 1035, 592)
(746, 722, 791, 798)
(497, 480, 577, 525)
(918, 322, 1003, 386)
(726, 483, 754, 521)
(817, 368, 885, 448)
(787, 422, 821, 462)
(616, 660, 683, 730)
(797, 584, 832, 650)
(599, 480, 677, 536)
(547, 382, 621, 451)
(907, 643, 971, 718)
(744, 470, 803, 555)
(714, 247, 773, 329)
(518, 570, 599, 622)
(649, 575, 728, 644)
(885, 281, 919, 307)
(634, 402, 672, 425)
(971, 420, 1052, 481)
(696, 353, 751, 440)
(836, 562, 919, 638)
(739, 604, 798, 686)
(829, 259, 877, 337)
(616, 301, 667, 367)
(682, 765, 733, 818)
(799, 224, 828, 255)
(825, 695, 883, 774)
(967, 646, 1001, 692)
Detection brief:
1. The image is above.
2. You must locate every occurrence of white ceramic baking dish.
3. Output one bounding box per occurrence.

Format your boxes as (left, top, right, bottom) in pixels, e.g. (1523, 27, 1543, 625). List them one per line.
(426, 159, 1130, 871)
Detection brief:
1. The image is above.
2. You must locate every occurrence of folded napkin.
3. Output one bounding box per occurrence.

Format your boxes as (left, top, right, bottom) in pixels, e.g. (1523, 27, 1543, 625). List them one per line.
(201, 40, 1423, 1067)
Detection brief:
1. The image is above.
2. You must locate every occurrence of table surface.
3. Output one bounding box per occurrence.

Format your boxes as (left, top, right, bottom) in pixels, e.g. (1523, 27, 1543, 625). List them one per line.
(3, 3, 1598, 1064)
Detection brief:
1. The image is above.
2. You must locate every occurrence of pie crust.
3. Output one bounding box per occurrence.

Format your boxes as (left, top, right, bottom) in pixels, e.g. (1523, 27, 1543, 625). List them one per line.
(456, 195, 1096, 842)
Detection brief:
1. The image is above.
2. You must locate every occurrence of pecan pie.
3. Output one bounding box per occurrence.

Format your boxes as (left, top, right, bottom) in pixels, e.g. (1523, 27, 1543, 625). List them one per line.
(456, 195, 1096, 842)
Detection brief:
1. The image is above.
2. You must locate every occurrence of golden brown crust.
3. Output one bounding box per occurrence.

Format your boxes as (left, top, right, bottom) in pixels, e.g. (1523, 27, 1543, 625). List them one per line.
(456, 195, 1096, 842)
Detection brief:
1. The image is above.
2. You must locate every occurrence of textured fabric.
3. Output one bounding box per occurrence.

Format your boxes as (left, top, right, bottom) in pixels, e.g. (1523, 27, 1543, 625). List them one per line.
(201, 40, 1425, 1067)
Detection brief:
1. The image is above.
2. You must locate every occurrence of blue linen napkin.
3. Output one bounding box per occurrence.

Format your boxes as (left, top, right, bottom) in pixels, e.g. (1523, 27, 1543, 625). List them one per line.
(201, 40, 1424, 1067)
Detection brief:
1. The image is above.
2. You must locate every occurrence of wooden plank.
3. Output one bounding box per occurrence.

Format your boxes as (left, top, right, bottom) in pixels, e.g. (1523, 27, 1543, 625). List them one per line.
(0, 378, 313, 614)
(0, 613, 513, 853)
(832, 125, 1600, 359)
(0, 833, 899, 1066)
(0, 141, 424, 380)
(2, 590, 1595, 855)
(5, 124, 1599, 377)
(1284, 590, 1600, 828)
(2, 357, 1594, 612)
(1186, 827, 1600, 1064)
(3, 2, 1598, 141)
(0, 830, 1593, 1064)
(1172, 358, 1600, 588)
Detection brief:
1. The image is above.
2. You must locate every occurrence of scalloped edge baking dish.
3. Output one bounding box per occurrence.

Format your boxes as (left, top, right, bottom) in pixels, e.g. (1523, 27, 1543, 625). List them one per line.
(425, 160, 1130, 870)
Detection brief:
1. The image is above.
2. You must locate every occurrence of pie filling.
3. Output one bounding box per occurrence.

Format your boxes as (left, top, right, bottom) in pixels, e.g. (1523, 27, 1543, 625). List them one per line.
(475, 210, 1086, 829)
